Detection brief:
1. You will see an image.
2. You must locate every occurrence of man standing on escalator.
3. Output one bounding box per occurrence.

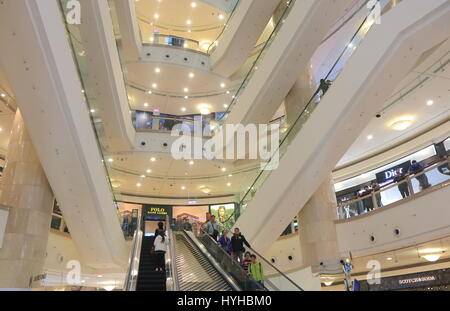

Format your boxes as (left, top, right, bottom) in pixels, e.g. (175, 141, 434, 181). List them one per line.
(231, 228, 251, 264)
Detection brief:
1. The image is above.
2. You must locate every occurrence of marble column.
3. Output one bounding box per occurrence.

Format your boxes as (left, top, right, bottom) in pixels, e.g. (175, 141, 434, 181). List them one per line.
(298, 175, 340, 268)
(283, 64, 317, 138)
(0, 110, 53, 288)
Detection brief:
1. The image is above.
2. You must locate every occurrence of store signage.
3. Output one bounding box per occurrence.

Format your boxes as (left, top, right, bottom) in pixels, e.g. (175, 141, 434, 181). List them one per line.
(142, 205, 173, 220)
(376, 160, 411, 184)
(398, 276, 436, 285)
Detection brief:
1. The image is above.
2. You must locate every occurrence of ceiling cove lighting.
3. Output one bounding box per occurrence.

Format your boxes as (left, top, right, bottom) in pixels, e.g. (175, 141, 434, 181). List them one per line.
(419, 248, 443, 262)
(389, 116, 414, 131)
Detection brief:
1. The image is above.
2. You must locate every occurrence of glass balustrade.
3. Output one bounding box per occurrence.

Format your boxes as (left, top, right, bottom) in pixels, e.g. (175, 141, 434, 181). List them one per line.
(337, 158, 450, 220)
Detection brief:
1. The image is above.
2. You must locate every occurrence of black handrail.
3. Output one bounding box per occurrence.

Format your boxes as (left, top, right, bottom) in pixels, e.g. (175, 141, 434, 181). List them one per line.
(197, 228, 265, 291)
(248, 247, 304, 291)
(200, 227, 303, 291)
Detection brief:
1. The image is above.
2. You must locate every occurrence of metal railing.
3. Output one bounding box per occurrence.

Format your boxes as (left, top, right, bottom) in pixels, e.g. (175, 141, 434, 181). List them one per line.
(165, 215, 179, 291)
(123, 212, 142, 291)
(337, 157, 450, 220)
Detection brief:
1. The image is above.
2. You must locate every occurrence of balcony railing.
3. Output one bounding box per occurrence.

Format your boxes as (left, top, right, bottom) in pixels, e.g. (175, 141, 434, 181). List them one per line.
(336, 157, 450, 221)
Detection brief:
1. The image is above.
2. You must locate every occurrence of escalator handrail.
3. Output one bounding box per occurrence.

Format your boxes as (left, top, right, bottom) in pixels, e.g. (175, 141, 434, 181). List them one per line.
(248, 247, 304, 291)
(166, 215, 180, 291)
(198, 228, 266, 291)
(123, 213, 143, 291)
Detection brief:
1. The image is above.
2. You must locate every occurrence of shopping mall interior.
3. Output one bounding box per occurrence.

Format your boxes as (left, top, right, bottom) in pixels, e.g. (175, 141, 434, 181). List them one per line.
(0, 0, 450, 292)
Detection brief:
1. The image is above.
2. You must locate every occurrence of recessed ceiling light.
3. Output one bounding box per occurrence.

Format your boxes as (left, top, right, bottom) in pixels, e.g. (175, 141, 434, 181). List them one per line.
(150, 157, 156, 162)
(220, 83, 226, 88)
(149, 36, 155, 42)
(367, 135, 373, 140)
(186, 20, 192, 25)
(200, 108, 210, 115)
(223, 104, 228, 108)
(228, 174, 232, 177)
(144, 103, 149, 107)
(155, 67, 161, 73)
(183, 88, 189, 93)
(0, 93, 5, 97)
(189, 160, 194, 165)
(181, 186, 186, 190)
(386, 257, 393, 261)
(0, 128, 3, 132)
(140, 175, 146, 178)
(218, 14, 225, 20)
(181, 107, 186, 112)
(184, 96, 189, 99)
(147, 90, 153, 94)
(348, 43, 354, 48)
(90, 109, 96, 113)
(191, 2, 197, 8)
(226, 91, 230, 94)
(227, 182, 231, 187)
(108, 158, 114, 163)
(136, 183, 142, 187)
(427, 100, 434, 106)
(97, 275, 103, 278)
(146, 169, 152, 173)
(153, 13, 159, 19)
(152, 83, 157, 89)
(189, 73, 195, 78)
(221, 167, 227, 172)
(389, 117, 414, 131)
(187, 29, 191, 33)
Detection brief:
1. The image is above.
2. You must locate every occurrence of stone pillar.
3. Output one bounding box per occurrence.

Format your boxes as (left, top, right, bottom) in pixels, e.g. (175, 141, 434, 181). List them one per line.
(284, 64, 317, 134)
(298, 175, 340, 267)
(0, 110, 53, 288)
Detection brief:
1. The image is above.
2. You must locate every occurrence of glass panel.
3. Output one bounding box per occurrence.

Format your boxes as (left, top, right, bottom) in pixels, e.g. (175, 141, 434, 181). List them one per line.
(336, 158, 450, 221)
(51, 215, 62, 231)
(194, 229, 265, 291)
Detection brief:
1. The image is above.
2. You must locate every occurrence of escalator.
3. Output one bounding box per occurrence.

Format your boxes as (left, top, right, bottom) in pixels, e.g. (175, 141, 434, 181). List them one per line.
(135, 237, 166, 291)
(173, 231, 236, 291)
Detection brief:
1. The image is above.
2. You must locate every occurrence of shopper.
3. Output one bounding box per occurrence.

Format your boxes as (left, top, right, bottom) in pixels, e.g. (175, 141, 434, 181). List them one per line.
(205, 215, 219, 241)
(153, 230, 169, 272)
(218, 231, 232, 254)
(231, 228, 251, 263)
(360, 185, 374, 212)
(371, 181, 383, 208)
(319, 78, 332, 95)
(183, 218, 192, 231)
(394, 168, 410, 198)
(155, 221, 165, 236)
(248, 254, 264, 286)
(408, 160, 431, 190)
(242, 251, 252, 273)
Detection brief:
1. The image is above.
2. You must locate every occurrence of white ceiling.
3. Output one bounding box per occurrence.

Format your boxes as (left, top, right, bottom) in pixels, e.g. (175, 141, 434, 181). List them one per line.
(135, 0, 227, 44)
(337, 40, 450, 167)
(107, 152, 261, 198)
